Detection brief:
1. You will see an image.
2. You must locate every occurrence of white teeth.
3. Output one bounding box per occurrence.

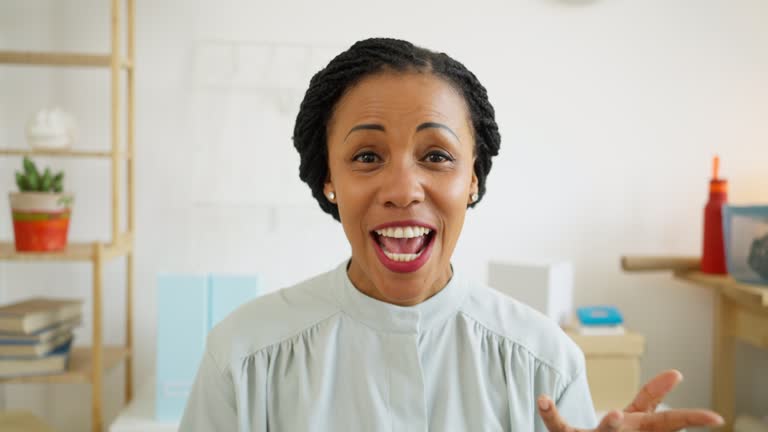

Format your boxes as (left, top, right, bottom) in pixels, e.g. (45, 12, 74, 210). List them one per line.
(383, 249, 424, 262)
(374, 226, 432, 239)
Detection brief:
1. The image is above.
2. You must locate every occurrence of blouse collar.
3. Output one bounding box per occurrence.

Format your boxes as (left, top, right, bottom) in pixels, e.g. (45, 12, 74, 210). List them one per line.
(332, 259, 472, 334)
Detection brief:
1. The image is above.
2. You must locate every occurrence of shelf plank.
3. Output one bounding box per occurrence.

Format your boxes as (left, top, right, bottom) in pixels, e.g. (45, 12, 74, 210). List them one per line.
(0, 148, 131, 159)
(674, 271, 768, 308)
(0, 346, 130, 384)
(0, 236, 132, 262)
(0, 411, 57, 432)
(0, 242, 94, 261)
(0, 51, 132, 69)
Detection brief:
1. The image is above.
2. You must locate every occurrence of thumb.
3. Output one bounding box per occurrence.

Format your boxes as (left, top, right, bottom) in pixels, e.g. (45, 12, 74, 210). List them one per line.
(596, 410, 623, 432)
(538, 395, 571, 432)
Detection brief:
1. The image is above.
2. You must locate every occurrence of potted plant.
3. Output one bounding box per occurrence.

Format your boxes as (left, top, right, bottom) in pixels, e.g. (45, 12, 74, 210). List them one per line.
(9, 157, 74, 252)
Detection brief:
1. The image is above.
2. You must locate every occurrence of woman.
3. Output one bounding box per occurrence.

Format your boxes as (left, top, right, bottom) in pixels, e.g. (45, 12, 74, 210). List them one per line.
(180, 38, 723, 431)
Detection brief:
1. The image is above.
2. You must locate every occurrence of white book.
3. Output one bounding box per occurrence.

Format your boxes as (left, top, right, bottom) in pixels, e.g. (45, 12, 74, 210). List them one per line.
(0, 339, 71, 378)
(576, 325, 625, 336)
(0, 298, 82, 335)
(0, 318, 80, 344)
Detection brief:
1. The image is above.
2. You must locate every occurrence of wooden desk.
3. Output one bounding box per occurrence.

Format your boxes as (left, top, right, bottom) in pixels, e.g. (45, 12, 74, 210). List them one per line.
(673, 271, 768, 432)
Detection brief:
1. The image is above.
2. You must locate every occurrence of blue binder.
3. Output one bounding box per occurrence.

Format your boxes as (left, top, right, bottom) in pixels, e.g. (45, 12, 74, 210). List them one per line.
(209, 274, 262, 328)
(155, 272, 262, 422)
(156, 274, 208, 423)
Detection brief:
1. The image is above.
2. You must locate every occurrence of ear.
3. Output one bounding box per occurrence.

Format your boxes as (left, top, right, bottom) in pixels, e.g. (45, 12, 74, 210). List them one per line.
(323, 171, 335, 201)
(323, 182, 334, 197)
(469, 166, 479, 204)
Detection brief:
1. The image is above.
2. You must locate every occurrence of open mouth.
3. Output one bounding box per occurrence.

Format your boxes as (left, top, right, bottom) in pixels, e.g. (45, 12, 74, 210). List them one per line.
(370, 225, 436, 265)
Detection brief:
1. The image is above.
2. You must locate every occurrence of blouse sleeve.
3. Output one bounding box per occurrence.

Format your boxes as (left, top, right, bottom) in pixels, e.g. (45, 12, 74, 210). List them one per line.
(555, 370, 598, 429)
(179, 348, 239, 432)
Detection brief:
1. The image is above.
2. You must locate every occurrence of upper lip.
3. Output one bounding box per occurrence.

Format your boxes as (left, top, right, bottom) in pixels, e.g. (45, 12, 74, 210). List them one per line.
(370, 220, 437, 232)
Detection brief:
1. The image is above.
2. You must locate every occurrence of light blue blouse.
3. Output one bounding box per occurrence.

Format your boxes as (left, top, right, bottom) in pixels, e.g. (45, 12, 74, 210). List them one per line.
(180, 260, 597, 431)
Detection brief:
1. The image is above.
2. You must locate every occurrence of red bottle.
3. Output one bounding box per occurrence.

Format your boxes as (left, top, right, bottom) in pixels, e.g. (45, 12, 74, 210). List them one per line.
(701, 156, 728, 274)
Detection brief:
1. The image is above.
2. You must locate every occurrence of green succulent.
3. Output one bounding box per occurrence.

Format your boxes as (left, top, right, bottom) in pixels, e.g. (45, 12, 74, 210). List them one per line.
(15, 156, 65, 193)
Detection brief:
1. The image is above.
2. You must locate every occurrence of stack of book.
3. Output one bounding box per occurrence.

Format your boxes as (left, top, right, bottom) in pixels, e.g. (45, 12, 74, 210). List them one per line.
(0, 298, 82, 378)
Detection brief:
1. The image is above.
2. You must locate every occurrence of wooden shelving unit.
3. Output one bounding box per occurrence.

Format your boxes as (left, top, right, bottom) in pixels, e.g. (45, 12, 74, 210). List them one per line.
(0, 347, 130, 385)
(622, 256, 768, 432)
(673, 271, 768, 432)
(0, 1, 135, 431)
(0, 235, 132, 262)
(0, 51, 132, 69)
(674, 271, 768, 308)
(0, 148, 132, 159)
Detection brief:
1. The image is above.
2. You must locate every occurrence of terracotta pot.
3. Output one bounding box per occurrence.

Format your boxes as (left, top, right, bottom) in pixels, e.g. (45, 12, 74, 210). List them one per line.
(9, 192, 74, 252)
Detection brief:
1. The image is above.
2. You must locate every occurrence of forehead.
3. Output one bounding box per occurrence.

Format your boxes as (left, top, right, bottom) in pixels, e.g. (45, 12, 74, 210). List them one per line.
(328, 71, 471, 134)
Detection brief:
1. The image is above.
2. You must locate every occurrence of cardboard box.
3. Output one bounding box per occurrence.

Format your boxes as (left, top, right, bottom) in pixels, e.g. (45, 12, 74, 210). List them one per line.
(566, 330, 645, 411)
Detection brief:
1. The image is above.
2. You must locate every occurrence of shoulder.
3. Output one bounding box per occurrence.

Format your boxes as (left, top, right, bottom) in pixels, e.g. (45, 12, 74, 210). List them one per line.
(459, 282, 585, 382)
(205, 267, 342, 373)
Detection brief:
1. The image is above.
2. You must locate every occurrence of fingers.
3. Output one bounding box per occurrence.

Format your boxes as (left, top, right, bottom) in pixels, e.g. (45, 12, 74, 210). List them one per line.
(538, 396, 625, 432)
(538, 396, 578, 432)
(595, 410, 624, 432)
(624, 408, 725, 430)
(624, 369, 683, 413)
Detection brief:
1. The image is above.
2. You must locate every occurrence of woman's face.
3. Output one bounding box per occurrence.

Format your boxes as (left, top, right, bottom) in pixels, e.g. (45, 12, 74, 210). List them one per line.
(325, 71, 478, 306)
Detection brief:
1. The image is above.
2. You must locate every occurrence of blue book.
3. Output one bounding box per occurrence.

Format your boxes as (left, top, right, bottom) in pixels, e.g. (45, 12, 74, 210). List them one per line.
(0, 332, 72, 357)
(577, 306, 624, 326)
(0, 338, 72, 377)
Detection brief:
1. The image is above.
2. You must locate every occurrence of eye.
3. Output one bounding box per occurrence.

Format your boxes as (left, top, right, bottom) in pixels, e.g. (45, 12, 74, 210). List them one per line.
(353, 151, 380, 164)
(423, 151, 454, 164)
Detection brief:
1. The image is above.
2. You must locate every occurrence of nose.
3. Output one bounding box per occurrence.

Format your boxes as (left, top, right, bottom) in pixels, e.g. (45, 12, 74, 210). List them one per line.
(378, 158, 425, 209)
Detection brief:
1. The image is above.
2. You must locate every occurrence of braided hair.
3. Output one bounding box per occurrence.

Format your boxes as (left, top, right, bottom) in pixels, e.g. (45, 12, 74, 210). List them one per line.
(292, 37, 501, 222)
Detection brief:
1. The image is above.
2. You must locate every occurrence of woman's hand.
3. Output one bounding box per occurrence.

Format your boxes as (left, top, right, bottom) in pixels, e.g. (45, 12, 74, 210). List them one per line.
(537, 370, 725, 431)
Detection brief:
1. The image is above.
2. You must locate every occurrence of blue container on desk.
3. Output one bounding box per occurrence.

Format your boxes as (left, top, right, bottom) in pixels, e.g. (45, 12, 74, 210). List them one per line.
(723, 205, 768, 286)
(155, 273, 262, 422)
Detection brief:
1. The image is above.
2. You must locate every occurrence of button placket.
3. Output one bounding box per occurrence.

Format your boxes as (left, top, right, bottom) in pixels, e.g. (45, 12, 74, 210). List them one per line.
(386, 332, 428, 432)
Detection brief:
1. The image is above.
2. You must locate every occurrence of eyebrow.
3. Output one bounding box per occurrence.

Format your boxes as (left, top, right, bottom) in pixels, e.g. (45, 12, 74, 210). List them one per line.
(344, 122, 460, 143)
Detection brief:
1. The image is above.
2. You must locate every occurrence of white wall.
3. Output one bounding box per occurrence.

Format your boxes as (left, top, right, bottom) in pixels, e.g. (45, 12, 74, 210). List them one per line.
(1, 0, 767, 430)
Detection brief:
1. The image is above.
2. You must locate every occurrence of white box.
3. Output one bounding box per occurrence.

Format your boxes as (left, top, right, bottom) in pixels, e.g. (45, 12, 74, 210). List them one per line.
(488, 261, 574, 325)
(110, 377, 179, 432)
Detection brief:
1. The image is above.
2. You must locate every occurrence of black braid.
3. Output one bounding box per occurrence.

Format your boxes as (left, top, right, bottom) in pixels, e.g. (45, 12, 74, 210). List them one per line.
(292, 37, 501, 221)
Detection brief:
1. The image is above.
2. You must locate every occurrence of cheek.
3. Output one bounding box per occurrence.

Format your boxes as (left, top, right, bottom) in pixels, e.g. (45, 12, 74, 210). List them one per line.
(434, 168, 473, 210)
(431, 172, 471, 239)
(334, 174, 374, 245)
(337, 178, 372, 220)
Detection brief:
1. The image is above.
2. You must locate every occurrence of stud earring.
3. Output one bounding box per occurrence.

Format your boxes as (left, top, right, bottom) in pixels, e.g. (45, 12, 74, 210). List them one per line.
(471, 193, 479, 203)
(328, 191, 336, 201)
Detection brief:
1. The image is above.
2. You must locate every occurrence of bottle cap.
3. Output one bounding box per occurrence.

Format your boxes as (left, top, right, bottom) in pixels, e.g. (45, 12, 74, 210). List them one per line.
(709, 155, 728, 194)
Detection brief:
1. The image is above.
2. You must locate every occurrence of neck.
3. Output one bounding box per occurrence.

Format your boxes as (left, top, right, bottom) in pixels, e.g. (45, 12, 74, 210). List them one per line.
(346, 259, 454, 306)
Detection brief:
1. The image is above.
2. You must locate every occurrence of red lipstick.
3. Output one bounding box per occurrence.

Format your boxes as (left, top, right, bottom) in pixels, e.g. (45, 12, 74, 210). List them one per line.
(370, 220, 436, 273)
